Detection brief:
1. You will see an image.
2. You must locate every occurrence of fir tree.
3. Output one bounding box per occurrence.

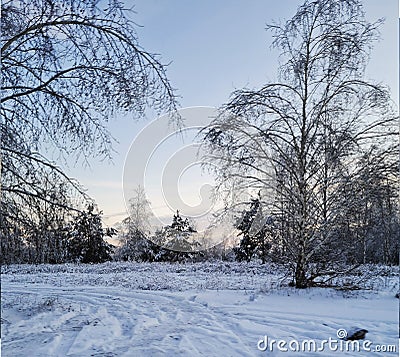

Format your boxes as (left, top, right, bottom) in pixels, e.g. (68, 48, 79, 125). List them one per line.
(234, 196, 271, 263)
(157, 211, 201, 262)
(68, 205, 114, 263)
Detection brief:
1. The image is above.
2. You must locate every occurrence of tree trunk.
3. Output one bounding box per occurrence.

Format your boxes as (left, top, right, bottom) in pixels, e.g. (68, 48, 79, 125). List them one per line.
(295, 254, 308, 288)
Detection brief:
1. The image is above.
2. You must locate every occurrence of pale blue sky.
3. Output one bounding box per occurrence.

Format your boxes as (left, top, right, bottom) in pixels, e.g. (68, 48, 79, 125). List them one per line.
(68, 0, 399, 225)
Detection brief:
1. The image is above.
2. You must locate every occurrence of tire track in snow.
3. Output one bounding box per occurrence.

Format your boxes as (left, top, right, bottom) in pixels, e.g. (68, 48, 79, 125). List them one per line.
(2, 282, 398, 356)
(2, 283, 256, 356)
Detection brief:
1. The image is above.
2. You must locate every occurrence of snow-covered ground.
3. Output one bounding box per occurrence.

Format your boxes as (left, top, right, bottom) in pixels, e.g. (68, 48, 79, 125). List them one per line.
(1, 262, 398, 356)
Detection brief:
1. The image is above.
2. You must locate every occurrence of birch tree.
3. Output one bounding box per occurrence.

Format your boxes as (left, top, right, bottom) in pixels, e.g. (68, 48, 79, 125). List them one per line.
(115, 185, 156, 261)
(203, 0, 398, 287)
(1, 0, 177, 261)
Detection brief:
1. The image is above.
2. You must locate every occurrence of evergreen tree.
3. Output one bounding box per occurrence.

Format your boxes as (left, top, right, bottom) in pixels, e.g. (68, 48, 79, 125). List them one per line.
(68, 205, 115, 263)
(234, 196, 272, 263)
(156, 211, 201, 262)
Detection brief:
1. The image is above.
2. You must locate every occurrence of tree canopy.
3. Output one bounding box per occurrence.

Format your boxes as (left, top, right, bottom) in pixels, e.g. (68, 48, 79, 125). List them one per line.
(1, 0, 178, 263)
(203, 0, 399, 287)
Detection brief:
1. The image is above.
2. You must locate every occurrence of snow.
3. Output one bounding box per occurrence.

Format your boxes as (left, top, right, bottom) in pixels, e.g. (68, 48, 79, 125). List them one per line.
(1, 262, 398, 356)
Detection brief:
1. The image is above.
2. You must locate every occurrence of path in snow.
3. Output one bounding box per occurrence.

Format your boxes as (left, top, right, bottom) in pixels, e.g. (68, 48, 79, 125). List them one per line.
(2, 279, 398, 357)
